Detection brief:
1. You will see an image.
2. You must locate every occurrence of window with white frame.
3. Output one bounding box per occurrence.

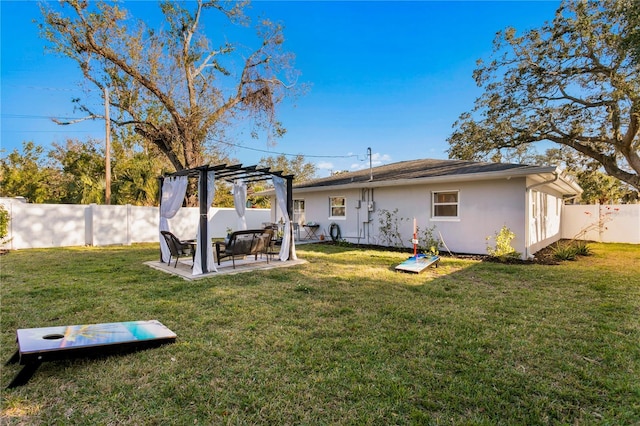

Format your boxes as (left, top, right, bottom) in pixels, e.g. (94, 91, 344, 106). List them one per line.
(329, 196, 346, 219)
(432, 191, 459, 218)
(293, 199, 306, 224)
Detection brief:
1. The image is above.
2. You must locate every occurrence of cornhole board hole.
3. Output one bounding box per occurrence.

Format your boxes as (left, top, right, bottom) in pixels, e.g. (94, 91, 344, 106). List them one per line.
(5, 320, 176, 388)
(395, 254, 440, 273)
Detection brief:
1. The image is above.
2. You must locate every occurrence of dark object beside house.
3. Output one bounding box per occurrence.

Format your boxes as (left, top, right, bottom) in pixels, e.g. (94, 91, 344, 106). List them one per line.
(161, 231, 196, 268)
(215, 229, 273, 268)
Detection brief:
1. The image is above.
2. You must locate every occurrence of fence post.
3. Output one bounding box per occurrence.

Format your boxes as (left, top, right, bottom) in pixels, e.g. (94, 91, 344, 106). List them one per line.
(85, 204, 95, 246)
(126, 204, 132, 246)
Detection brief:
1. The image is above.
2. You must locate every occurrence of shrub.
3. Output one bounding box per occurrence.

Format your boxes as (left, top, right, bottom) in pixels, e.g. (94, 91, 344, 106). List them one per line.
(552, 240, 591, 261)
(574, 241, 592, 256)
(377, 208, 407, 248)
(0, 204, 10, 246)
(417, 225, 440, 256)
(551, 242, 578, 261)
(486, 225, 521, 260)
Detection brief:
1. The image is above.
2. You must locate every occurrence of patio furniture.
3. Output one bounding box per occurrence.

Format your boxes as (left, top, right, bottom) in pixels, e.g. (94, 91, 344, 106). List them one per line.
(161, 231, 196, 268)
(303, 222, 320, 240)
(215, 229, 273, 268)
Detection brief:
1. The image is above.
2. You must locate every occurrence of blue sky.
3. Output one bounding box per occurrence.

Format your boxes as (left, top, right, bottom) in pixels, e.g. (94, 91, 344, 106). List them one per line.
(1, 0, 560, 177)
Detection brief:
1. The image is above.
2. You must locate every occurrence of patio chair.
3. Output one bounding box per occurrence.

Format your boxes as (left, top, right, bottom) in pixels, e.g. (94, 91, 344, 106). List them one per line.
(215, 229, 273, 268)
(160, 231, 195, 268)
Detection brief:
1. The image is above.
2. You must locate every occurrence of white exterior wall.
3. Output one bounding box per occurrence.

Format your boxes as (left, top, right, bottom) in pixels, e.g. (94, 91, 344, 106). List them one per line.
(427, 179, 526, 255)
(295, 188, 365, 240)
(292, 178, 529, 256)
(526, 186, 564, 256)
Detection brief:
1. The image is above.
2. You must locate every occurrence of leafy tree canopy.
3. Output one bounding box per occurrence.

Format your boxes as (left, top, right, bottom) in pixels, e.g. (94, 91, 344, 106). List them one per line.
(0, 139, 167, 206)
(39, 0, 300, 205)
(448, 0, 640, 191)
(258, 154, 317, 183)
(0, 142, 60, 203)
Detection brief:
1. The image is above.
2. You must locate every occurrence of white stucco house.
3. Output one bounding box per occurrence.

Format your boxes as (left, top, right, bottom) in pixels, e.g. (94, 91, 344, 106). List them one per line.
(268, 158, 582, 259)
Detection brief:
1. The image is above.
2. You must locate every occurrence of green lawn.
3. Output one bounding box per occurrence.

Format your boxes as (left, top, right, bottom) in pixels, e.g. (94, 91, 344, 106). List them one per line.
(1, 243, 639, 424)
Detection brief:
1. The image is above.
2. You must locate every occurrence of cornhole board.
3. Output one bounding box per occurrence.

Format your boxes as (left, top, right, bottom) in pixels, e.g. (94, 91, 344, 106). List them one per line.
(395, 254, 440, 273)
(5, 320, 176, 388)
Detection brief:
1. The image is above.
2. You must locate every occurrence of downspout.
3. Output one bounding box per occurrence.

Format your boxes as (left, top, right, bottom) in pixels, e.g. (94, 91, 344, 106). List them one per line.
(524, 172, 559, 259)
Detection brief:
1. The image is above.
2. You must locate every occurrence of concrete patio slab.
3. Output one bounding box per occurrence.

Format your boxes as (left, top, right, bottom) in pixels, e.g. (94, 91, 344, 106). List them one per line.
(145, 256, 307, 281)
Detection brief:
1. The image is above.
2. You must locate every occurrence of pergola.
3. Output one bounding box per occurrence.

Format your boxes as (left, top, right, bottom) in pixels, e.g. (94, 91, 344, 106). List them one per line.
(159, 163, 295, 275)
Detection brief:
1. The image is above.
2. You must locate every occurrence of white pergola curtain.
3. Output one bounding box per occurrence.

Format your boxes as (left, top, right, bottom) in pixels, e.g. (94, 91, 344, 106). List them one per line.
(193, 171, 216, 275)
(273, 176, 297, 261)
(233, 181, 247, 231)
(159, 176, 188, 263)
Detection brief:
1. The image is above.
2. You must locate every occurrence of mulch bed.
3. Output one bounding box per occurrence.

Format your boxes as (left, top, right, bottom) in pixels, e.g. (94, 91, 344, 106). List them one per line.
(326, 241, 565, 265)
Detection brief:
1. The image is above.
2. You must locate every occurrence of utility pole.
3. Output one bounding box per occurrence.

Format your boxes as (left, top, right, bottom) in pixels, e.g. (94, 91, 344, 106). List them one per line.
(367, 147, 373, 181)
(104, 87, 111, 205)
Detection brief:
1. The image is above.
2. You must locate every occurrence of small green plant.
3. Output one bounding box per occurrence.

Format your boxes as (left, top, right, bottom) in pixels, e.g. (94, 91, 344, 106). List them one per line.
(551, 242, 579, 261)
(417, 225, 440, 256)
(552, 240, 591, 261)
(574, 240, 592, 256)
(0, 204, 11, 246)
(336, 239, 352, 247)
(486, 225, 521, 260)
(377, 208, 407, 248)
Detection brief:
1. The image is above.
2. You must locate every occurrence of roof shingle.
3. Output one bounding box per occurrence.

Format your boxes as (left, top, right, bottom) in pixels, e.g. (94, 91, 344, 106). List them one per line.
(295, 158, 540, 189)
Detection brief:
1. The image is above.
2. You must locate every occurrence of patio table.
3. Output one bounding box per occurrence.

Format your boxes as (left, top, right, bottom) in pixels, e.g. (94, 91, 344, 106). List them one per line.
(303, 223, 320, 240)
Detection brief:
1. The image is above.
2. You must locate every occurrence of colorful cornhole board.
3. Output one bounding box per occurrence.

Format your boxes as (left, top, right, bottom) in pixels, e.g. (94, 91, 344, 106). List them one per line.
(5, 320, 176, 388)
(395, 254, 440, 273)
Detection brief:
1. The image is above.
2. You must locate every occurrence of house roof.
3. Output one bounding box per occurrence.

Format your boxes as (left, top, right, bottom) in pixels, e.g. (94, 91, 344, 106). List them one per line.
(291, 158, 582, 195)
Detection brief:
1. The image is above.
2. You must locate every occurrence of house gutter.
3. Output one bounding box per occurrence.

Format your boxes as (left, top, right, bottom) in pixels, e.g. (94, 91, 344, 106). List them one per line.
(292, 167, 560, 194)
(256, 166, 570, 197)
(526, 170, 559, 191)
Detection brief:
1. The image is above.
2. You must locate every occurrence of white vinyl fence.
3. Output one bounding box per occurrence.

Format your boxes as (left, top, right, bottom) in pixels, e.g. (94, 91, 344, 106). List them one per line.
(0, 198, 270, 250)
(561, 204, 640, 244)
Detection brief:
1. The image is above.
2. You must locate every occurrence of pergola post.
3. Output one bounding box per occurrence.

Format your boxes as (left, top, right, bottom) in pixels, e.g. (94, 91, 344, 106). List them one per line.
(157, 176, 164, 263)
(286, 175, 294, 259)
(198, 168, 208, 273)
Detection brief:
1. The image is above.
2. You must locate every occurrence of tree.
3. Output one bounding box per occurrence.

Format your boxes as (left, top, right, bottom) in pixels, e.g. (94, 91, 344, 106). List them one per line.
(574, 168, 637, 204)
(534, 147, 638, 203)
(50, 139, 106, 204)
(1, 138, 168, 206)
(258, 154, 317, 183)
(447, 0, 640, 191)
(40, 0, 299, 205)
(0, 142, 61, 203)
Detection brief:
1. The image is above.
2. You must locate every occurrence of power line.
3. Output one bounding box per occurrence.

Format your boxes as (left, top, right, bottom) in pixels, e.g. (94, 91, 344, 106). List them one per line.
(2, 113, 95, 121)
(4, 84, 77, 92)
(214, 139, 364, 160)
(2, 120, 367, 161)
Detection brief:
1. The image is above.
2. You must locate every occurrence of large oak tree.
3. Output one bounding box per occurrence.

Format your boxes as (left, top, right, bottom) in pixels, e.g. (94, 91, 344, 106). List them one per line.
(40, 0, 298, 205)
(447, 0, 640, 191)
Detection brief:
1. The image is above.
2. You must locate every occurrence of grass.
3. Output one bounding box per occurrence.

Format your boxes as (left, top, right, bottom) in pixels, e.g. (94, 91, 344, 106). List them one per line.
(1, 242, 639, 424)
